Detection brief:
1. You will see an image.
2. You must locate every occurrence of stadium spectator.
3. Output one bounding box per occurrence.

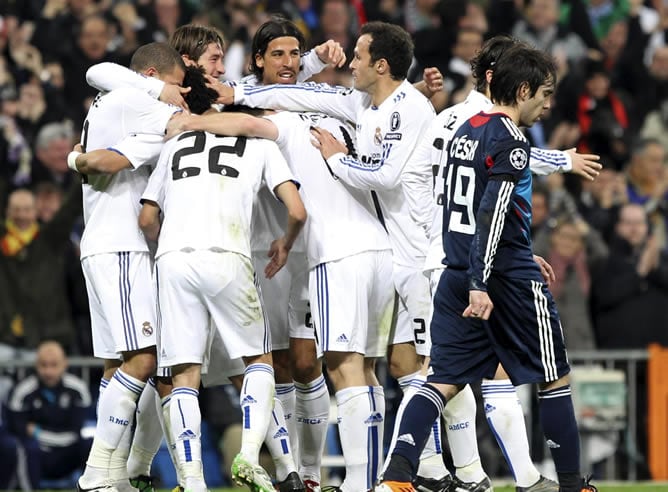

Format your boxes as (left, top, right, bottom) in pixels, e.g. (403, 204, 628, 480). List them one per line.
(591, 202, 668, 348)
(625, 138, 668, 247)
(442, 27, 483, 105)
(512, 0, 589, 69)
(61, 14, 124, 127)
(0, 182, 82, 356)
(5, 340, 93, 489)
(545, 217, 605, 350)
(577, 166, 628, 240)
(30, 120, 76, 188)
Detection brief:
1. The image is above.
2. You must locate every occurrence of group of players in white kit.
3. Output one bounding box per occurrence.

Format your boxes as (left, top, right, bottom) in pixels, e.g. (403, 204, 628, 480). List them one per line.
(65, 15, 601, 492)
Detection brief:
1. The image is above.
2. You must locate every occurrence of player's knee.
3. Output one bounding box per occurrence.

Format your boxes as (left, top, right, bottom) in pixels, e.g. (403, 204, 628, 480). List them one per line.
(121, 351, 156, 381)
(291, 354, 319, 383)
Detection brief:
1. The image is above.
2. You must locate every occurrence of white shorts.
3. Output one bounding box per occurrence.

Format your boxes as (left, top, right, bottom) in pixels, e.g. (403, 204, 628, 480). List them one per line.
(252, 251, 311, 350)
(82, 252, 157, 359)
(156, 250, 271, 368)
(310, 250, 394, 358)
(391, 263, 433, 356)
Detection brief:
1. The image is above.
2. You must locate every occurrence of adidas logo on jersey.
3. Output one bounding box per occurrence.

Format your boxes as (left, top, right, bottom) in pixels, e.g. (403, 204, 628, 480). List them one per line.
(273, 427, 289, 439)
(484, 403, 496, 413)
(178, 429, 197, 440)
(546, 439, 561, 449)
(397, 433, 415, 446)
(241, 395, 257, 405)
(336, 333, 349, 343)
(365, 412, 384, 424)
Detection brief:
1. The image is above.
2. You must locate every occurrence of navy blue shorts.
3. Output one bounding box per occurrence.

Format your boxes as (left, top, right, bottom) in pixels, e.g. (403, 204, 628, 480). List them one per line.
(428, 268, 570, 386)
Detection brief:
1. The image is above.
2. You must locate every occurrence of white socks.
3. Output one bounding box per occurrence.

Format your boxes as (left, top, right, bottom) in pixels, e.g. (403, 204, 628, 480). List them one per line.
(170, 387, 203, 482)
(127, 379, 163, 478)
(239, 363, 275, 464)
(265, 397, 298, 481)
(482, 379, 540, 487)
(295, 374, 329, 483)
(443, 384, 486, 483)
(80, 369, 145, 488)
(335, 385, 383, 492)
(276, 382, 299, 461)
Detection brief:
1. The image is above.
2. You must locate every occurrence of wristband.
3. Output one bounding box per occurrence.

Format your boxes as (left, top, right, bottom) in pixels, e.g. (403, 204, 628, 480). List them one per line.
(67, 151, 81, 172)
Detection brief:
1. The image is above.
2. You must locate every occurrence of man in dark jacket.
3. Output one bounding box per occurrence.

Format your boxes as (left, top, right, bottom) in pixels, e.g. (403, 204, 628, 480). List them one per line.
(5, 340, 92, 488)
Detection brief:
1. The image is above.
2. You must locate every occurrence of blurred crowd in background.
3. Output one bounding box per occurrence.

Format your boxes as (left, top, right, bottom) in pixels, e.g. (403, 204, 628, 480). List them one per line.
(0, 0, 668, 485)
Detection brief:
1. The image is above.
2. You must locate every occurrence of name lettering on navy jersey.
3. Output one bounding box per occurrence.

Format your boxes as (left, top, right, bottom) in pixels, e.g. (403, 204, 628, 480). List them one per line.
(449, 135, 479, 161)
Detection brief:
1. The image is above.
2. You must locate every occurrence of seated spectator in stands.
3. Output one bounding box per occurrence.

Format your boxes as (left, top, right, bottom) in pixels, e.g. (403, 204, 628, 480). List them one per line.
(512, 0, 588, 69)
(61, 14, 124, 126)
(591, 203, 668, 349)
(442, 27, 482, 105)
(30, 120, 75, 188)
(0, 182, 82, 357)
(640, 97, 668, 153)
(577, 165, 628, 240)
(545, 217, 606, 350)
(311, 0, 357, 64)
(5, 340, 92, 489)
(625, 138, 668, 247)
(584, 0, 629, 41)
(574, 57, 632, 170)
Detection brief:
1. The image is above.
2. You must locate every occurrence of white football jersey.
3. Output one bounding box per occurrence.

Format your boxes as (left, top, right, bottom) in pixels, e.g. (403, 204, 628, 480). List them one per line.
(401, 89, 575, 273)
(79, 87, 180, 259)
(142, 131, 295, 259)
(267, 110, 390, 269)
(235, 80, 435, 268)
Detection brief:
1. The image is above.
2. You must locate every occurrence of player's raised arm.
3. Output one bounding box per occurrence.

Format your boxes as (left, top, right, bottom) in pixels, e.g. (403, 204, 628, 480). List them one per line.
(166, 111, 278, 141)
(529, 147, 601, 179)
(233, 82, 363, 123)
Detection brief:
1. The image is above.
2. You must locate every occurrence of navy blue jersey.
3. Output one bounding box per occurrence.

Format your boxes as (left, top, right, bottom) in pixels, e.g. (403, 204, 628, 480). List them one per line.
(442, 111, 541, 288)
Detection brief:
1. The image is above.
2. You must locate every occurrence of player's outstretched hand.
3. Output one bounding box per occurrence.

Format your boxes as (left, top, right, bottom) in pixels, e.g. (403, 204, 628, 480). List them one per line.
(463, 290, 493, 320)
(310, 127, 348, 159)
(533, 254, 556, 287)
(566, 148, 601, 181)
(265, 237, 290, 279)
(159, 83, 190, 111)
(314, 39, 346, 68)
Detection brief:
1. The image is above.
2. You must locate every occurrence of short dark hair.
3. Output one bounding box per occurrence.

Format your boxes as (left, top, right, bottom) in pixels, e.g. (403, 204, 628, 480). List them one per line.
(170, 24, 225, 61)
(360, 21, 413, 81)
(250, 17, 306, 80)
(470, 35, 520, 92)
(489, 45, 556, 106)
(130, 42, 186, 74)
(182, 66, 218, 115)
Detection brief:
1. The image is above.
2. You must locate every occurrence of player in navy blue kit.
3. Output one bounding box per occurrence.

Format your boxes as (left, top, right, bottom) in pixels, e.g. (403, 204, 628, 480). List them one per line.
(378, 45, 596, 492)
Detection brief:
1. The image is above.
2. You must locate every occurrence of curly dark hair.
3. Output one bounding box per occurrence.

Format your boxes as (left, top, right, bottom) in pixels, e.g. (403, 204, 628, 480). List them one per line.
(183, 65, 218, 115)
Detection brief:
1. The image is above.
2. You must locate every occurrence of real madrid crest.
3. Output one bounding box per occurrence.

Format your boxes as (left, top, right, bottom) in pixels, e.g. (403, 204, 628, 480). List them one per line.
(142, 321, 153, 337)
(374, 127, 383, 146)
